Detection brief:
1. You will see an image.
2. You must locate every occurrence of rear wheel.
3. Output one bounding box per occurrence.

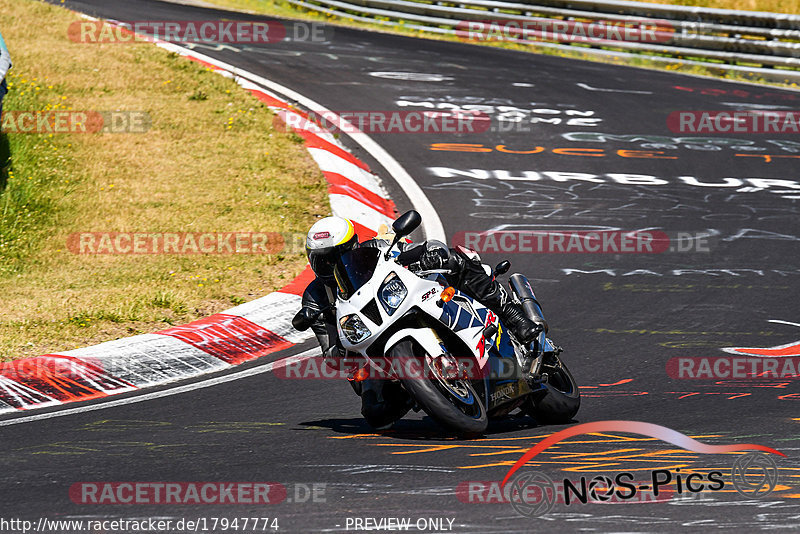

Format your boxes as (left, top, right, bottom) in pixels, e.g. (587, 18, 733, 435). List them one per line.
(389, 340, 488, 434)
(522, 356, 580, 424)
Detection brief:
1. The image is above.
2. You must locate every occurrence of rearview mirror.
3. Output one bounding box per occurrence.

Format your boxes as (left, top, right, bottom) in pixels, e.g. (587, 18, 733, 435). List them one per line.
(494, 260, 511, 277)
(391, 210, 422, 238)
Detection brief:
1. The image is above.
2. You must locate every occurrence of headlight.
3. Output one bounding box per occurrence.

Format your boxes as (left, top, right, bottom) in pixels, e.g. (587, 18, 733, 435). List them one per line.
(379, 273, 407, 315)
(339, 314, 371, 344)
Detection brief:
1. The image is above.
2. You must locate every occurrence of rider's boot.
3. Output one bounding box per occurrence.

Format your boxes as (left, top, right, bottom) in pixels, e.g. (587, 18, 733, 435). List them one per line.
(478, 283, 544, 389)
(501, 301, 542, 346)
(447, 250, 541, 345)
(481, 284, 541, 346)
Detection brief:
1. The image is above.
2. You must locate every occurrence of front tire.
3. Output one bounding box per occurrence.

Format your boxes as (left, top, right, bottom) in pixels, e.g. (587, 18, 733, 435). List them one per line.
(389, 340, 488, 434)
(522, 357, 580, 424)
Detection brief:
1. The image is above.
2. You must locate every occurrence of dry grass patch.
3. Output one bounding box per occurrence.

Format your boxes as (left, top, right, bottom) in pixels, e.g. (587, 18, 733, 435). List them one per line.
(0, 0, 328, 359)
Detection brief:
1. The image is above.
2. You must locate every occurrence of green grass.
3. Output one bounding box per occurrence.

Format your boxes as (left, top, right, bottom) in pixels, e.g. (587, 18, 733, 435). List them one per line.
(0, 0, 328, 360)
(0, 73, 78, 273)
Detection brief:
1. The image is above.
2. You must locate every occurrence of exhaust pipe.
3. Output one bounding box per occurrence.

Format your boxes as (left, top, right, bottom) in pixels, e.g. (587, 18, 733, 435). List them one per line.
(508, 274, 548, 333)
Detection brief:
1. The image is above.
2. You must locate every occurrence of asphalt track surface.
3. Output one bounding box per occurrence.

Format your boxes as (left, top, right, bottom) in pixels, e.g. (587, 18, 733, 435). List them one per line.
(11, 0, 800, 531)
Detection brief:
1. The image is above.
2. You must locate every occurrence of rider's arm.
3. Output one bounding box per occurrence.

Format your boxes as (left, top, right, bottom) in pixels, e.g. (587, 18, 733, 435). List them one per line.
(301, 279, 347, 367)
(397, 240, 455, 270)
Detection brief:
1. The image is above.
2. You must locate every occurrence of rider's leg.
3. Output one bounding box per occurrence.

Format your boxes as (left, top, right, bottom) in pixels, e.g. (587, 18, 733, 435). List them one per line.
(447, 249, 541, 345)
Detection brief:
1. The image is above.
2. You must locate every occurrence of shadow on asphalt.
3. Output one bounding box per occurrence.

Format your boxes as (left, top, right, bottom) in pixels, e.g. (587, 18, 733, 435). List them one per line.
(298, 414, 556, 441)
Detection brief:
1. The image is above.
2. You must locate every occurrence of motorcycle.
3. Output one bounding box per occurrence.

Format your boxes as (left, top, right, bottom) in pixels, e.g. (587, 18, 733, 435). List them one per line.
(293, 210, 580, 434)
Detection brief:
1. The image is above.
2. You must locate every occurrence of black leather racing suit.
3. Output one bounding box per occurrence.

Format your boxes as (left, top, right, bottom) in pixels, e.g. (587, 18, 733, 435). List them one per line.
(300, 239, 517, 429)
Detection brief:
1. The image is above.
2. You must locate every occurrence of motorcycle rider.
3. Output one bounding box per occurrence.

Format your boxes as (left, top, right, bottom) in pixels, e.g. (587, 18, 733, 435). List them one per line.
(299, 215, 541, 429)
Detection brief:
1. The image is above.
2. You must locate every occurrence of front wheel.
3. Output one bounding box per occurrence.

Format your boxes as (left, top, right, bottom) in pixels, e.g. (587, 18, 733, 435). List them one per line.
(522, 356, 580, 424)
(389, 340, 488, 434)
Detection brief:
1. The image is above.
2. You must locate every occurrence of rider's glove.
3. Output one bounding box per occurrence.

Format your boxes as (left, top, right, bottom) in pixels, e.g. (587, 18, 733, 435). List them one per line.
(420, 247, 449, 271)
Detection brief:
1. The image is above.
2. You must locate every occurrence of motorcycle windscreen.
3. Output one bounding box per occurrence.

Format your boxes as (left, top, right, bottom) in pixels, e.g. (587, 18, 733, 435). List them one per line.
(334, 246, 381, 300)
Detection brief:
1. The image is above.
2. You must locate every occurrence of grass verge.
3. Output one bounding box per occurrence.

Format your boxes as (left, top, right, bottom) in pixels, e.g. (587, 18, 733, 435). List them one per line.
(202, 0, 800, 89)
(0, 0, 327, 360)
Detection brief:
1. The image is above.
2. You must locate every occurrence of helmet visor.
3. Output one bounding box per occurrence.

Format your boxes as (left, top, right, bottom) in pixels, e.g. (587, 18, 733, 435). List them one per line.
(309, 248, 338, 279)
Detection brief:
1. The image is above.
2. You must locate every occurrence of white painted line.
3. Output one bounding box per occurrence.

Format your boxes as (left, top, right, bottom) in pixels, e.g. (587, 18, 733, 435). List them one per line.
(769, 319, 800, 329)
(576, 82, 653, 95)
(157, 42, 446, 242)
(0, 349, 318, 427)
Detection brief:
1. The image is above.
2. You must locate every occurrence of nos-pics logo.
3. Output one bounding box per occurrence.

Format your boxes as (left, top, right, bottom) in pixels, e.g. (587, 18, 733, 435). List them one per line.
(500, 421, 784, 518)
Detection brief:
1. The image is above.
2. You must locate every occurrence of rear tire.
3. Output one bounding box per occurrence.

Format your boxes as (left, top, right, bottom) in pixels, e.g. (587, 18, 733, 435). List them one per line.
(522, 358, 580, 424)
(389, 340, 488, 434)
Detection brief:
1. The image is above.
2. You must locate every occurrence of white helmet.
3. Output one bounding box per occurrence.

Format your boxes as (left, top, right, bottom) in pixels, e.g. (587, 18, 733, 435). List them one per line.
(305, 216, 358, 282)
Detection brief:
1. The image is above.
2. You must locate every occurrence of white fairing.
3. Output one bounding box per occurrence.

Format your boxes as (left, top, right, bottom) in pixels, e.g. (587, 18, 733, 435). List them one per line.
(336, 248, 499, 370)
